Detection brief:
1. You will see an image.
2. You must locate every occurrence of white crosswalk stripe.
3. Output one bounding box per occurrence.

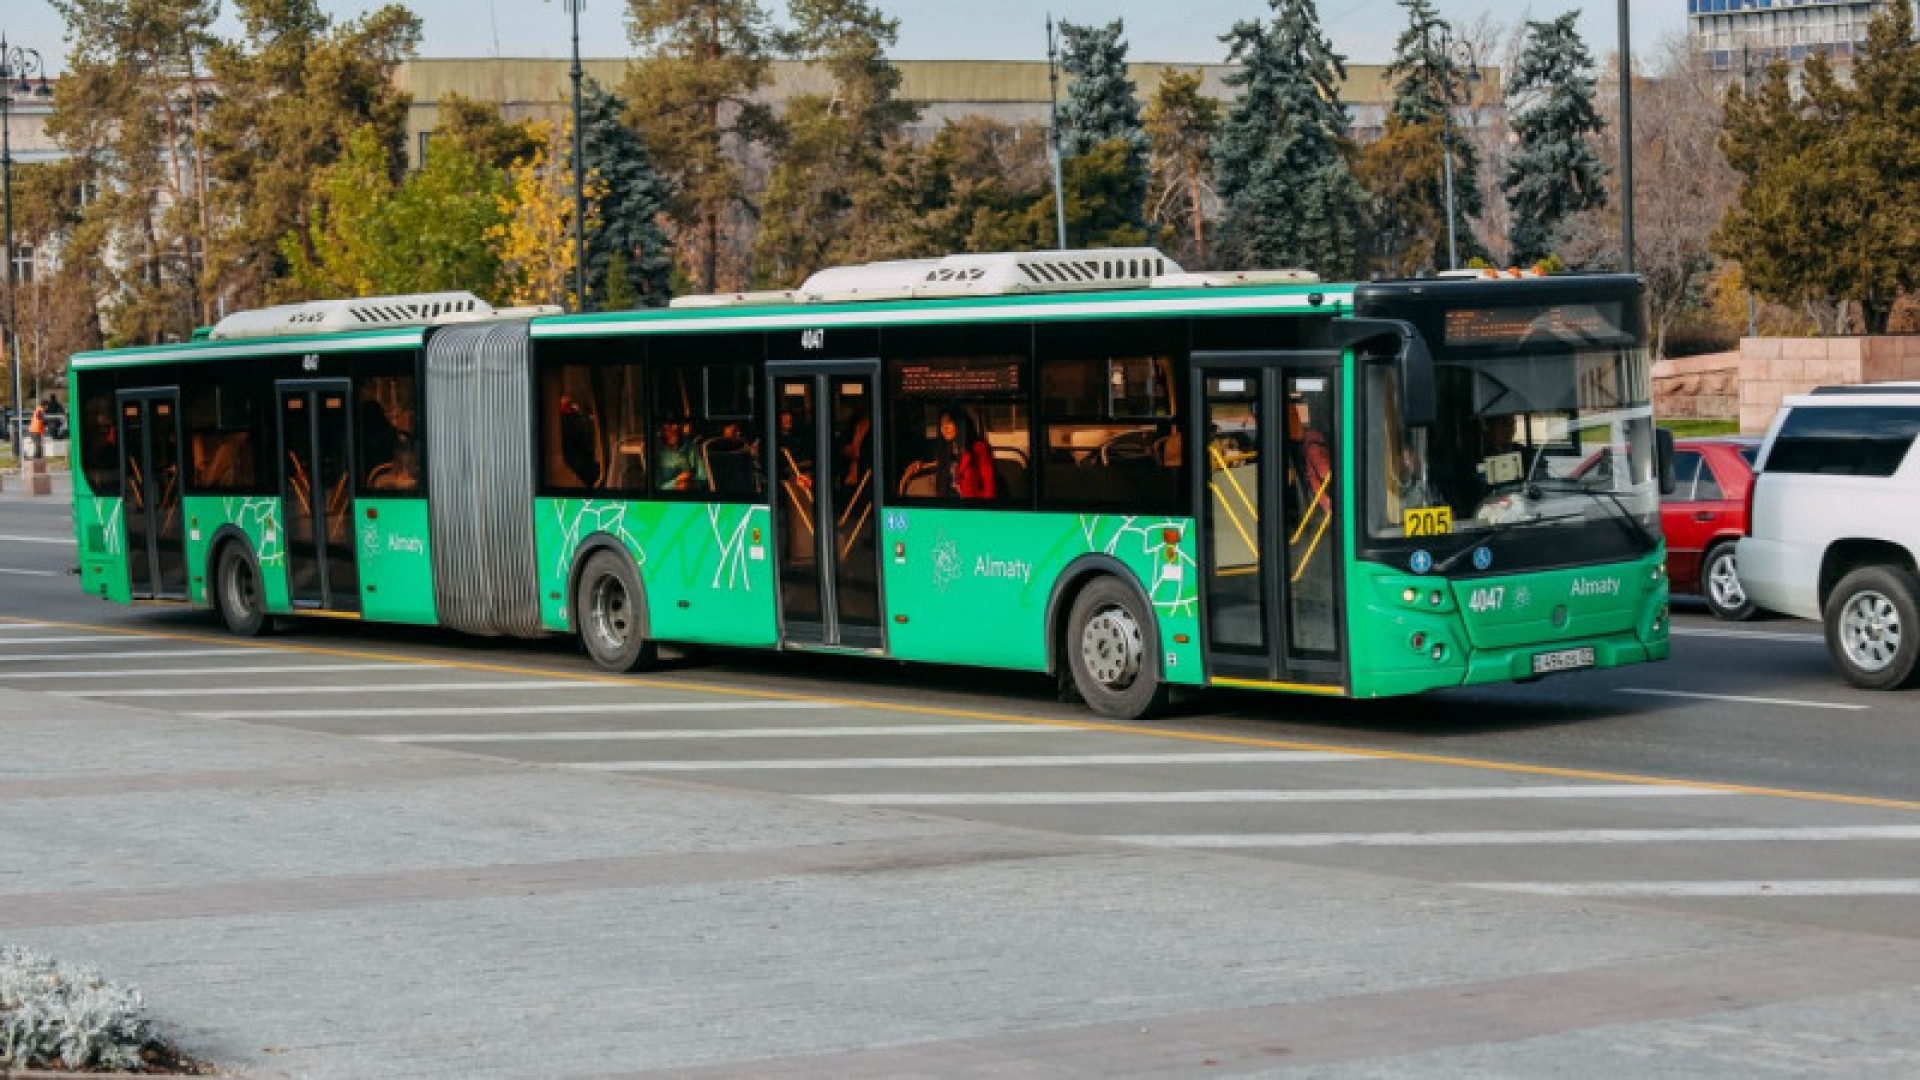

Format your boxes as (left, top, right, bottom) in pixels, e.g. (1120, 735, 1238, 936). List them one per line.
(0, 648, 265, 662)
(1109, 825, 1920, 848)
(195, 701, 837, 719)
(369, 724, 1064, 743)
(568, 751, 1359, 772)
(61, 680, 614, 698)
(815, 784, 1726, 805)
(2, 663, 421, 679)
(1469, 879, 1920, 898)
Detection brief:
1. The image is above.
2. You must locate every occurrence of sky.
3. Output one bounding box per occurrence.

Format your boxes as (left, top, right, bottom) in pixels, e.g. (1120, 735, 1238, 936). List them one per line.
(9, 1, 1688, 74)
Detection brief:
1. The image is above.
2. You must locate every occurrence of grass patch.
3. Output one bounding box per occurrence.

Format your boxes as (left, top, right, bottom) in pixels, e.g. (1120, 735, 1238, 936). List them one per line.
(1658, 418, 1741, 437)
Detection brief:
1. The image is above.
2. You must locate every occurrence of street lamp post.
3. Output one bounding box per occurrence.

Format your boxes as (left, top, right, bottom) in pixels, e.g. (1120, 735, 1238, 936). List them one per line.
(1435, 29, 1479, 271)
(566, 0, 587, 312)
(2, 34, 52, 464)
(1045, 15, 1067, 251)
(1618, 0, 1635, 273)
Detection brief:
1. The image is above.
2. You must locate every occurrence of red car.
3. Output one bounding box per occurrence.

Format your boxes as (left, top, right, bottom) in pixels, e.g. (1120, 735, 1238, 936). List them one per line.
(1661, 436, 1760, 620)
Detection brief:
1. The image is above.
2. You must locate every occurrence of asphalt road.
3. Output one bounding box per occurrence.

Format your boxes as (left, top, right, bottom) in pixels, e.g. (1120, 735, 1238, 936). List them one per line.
(3, 492, 1915, 953)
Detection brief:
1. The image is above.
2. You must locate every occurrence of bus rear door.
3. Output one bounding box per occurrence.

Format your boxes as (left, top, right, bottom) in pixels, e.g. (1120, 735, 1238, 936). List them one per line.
(1192, 353, 1347, 693)
(117, 389, 188, 601)
(276, 380, 361, 613)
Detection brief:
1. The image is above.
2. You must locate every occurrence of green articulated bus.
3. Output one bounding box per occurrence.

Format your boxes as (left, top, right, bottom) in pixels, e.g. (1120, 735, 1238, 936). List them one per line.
(69, 248, 1671, 719)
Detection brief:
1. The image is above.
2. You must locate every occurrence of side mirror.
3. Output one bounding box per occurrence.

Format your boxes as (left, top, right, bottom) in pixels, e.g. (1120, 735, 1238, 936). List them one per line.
(1656, 427, 1676, 496)
(1330, 319, 1436, 429)
(1395, 327, 1436, 429)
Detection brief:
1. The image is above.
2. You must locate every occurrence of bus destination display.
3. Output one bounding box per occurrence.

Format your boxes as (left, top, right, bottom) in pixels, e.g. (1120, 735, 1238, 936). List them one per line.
(897, 360, 1022, 396)
(1445, 302, 1628, 347)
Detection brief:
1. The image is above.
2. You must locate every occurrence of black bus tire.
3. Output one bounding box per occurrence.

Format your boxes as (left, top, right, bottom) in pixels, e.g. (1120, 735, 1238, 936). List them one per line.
(1824, 565, 1920, 691)
(214, 543, 270, 637)
(1065, 575, 1169, 720)
(576, 550, 657, 672)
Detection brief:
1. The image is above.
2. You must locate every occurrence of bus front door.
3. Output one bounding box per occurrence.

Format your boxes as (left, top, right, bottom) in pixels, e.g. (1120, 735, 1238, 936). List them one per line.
(117, 390, 188, 601)
(277, 381, 360, 613)
(770, 366, 882, 650)
(1194, 355, 1346, 690)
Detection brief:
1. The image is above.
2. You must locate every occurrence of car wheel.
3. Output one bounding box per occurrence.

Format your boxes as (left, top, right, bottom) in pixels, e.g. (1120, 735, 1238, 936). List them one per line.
(1701, 542, 1755, 621)
(214, 543, 271, 637)
(1066, 576, 1169, 720)
(1823, 566, 1920, 691)
(576, 550, 657, 672)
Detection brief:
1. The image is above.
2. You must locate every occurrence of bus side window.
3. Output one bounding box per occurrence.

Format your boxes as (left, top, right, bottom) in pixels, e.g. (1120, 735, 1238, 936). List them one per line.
(541, 352, 647, 495)
(1037, 353, 1181, 510)
(356, 372, 420, 494)
(885, 355, 1030, 506)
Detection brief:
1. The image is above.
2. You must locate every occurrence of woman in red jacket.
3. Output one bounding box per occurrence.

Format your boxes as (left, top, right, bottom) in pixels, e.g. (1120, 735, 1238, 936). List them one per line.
(936, 409, 997, 499)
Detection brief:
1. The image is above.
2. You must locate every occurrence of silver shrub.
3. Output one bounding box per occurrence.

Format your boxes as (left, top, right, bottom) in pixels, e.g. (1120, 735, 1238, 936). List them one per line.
(0, 944, 159, 1071)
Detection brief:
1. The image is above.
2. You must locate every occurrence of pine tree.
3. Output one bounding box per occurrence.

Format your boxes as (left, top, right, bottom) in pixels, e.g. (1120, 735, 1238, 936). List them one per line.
(753, 0, 917, 285)
(204, 1, 421, 308)
(1055, 19, 1150, 245)
(48, 0, 222, 343)
(622, 0, 776, 293)
(1502, 13, 1608, 267)
(579, 80, 673, 307)
(1372, 0, 1483, 270)
(1715, 3, 1920, 333)
(1143, 69, 1220, 266)
(1211, 0, 1367, 276)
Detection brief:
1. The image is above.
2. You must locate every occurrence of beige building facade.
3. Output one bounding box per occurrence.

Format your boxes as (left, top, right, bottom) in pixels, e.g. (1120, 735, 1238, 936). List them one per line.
(392, 57, 1411, 167)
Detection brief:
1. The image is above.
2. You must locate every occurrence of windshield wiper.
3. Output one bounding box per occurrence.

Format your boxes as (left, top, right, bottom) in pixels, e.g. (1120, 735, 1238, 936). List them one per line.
(1530, 479, 1660, 553)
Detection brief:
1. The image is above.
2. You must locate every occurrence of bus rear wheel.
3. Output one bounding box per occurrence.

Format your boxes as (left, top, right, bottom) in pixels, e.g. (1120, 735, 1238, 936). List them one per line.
(214, 544, 270, 637)
(576, 550, 657, 672)
(1066, 576, 1168, 721)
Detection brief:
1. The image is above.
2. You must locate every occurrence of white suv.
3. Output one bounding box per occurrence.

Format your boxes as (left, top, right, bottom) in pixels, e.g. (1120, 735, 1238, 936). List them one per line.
(1738, 383, 1920, 689)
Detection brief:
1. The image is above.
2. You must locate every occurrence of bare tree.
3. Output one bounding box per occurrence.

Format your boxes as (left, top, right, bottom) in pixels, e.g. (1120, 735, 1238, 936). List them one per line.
(1559, 35, 1739, 359)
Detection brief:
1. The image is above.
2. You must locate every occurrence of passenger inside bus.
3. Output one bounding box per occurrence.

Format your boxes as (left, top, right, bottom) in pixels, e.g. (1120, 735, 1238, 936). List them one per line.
(1288, 401, 1333, 513)
(359, 398, 418, 490)
(657, 417, 708, 491)
(935, 408, 996, 499)
(558, 394, 602, 488)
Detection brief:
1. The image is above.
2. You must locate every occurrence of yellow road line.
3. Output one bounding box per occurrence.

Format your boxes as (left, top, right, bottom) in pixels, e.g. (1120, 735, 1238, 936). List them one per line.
(7, 614, 1919, 814)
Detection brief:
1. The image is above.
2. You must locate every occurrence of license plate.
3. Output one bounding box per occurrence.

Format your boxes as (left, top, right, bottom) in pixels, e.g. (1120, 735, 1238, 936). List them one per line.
(1531, 647, 1595, 675)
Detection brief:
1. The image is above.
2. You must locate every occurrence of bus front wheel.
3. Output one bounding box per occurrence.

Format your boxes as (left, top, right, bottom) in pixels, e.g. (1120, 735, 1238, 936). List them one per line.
(1066, 576, 1168, 720)
(576, 550, 657, 672)
(214, 544, 270, 637)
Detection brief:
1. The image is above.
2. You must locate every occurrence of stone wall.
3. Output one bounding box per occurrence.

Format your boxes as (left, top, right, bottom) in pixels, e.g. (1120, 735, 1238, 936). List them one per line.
(1652, 352, 1741, 421)
(1737, 336, 1920, 434)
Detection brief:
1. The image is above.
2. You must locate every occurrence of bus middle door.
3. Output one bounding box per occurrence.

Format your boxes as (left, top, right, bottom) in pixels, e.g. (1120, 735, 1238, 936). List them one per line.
(117, 389, 188, 601)
(768, 362, 882, 651)
(1192, 353, 1347, 691)
(277, 380, 361, 613)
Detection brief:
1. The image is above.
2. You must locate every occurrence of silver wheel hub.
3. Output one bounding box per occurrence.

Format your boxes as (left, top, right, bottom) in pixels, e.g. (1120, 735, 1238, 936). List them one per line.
(590, 576, 633, 650)
(226, 559, 256, 614)
(1839, 589, 1901, 673)
(1708, 553, 1745, 609)
(1081, 605, 1143, 689)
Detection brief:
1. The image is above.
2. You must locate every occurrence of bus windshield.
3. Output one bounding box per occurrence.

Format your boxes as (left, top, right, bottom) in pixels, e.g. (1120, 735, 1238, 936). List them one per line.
(1363, 342, 1660, 570)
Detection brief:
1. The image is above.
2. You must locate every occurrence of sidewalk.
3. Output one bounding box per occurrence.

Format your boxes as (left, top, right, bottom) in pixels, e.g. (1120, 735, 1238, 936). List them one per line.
(0, 458, 72, 501)
(6, 692, 1920, 1078)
